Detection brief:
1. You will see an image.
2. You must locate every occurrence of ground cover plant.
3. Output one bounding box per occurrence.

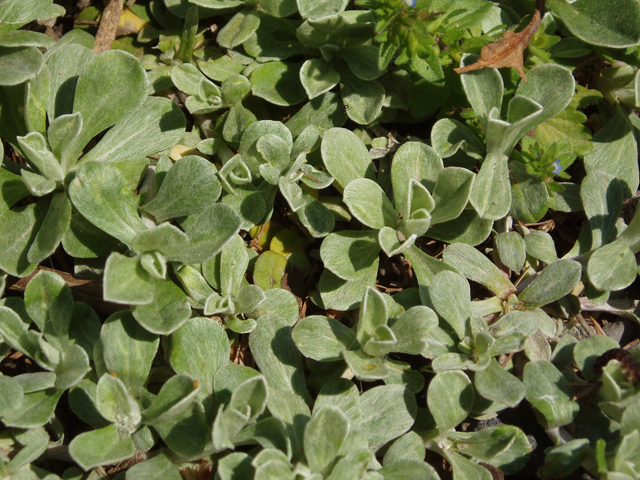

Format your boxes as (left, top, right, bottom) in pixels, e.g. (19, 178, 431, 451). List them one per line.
(2, 0, 640, 478)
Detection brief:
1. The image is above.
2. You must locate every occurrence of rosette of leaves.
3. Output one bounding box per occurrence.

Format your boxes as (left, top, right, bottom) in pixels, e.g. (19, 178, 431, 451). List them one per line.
(66, 309, 215, 469)
(0, 271, 96, 431)
(229, 120, 335, 237)
(0, 40, 187, 281)
(431, 61, 575, 224)
(294, 286, 436, 385)
(320, 127, 474, 265)
(214, 378, 423, 480)
(0, 270, 98, 476)
(67, 151, 243, 335)
(170, 61, 252, 116)
(200, 234, 266, 334)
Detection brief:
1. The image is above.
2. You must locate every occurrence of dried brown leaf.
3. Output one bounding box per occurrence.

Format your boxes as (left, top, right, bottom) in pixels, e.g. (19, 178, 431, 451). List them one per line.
(454, 10, 541, 81)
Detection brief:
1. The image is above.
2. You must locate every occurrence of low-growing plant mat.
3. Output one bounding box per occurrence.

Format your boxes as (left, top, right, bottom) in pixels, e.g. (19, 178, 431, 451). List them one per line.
(1, 0, 640, 479)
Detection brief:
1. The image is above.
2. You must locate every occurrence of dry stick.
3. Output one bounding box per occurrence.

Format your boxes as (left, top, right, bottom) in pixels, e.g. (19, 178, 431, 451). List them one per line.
(93, 0, 123, 54)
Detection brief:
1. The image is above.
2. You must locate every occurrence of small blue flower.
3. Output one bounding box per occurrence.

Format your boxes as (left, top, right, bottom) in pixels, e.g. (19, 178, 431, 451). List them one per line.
(405, 0, 416, 6)
(552, 159, 563, 175)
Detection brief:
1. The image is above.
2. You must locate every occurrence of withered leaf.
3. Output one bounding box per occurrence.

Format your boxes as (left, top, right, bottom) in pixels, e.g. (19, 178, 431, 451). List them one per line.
(454, 10, 541, 81)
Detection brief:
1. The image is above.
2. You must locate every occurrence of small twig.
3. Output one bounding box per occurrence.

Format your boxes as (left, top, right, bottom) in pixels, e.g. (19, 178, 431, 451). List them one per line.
(500, 352, 515, 368)
(575, 313, 597, 337)
(93, 0, 124, 54)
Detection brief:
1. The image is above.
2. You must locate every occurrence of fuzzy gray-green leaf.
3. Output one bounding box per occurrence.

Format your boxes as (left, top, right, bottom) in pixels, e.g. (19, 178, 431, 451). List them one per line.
(518, 259, 581, 309)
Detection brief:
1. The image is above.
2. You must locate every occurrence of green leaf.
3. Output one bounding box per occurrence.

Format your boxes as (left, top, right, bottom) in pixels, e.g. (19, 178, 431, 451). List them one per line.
(340, 45, 385, 81)
(2, 388, 63, 428)
(285, 91, 347, 137)
(581, 170, 623, 250)
(430, 167, 474, 225)
(173, 203, 242, 264)
(54, 343, 91, 391)
(68, 424, 136, 471)
(217, 9, 261, 49)
(244, 13, 305, 60)
(166, 317, 228, 398)
(391, 306, 438, 355)
(297, 196, 336, 238)
(141, 374, 199, 425)
(343, 348, 390, 381)
(143, 156, 221, 222)
(240, 120, 292, 175)
(431, 118, 485, 161)
(0, 200, 47, 277)
(428, 272, 471, 340)
(442, 243, 515, 299)
(523, 231, 557, 264)
(469, 153, 511, 220)
(548, 0, 640, 48)
(518, 259, 582, 309)
(251, 61, 306, 107)
(152, 397, 208, 456)
(359, 385, 416, 450)
(538, 438, 590, 480)
(317, 256, 378, 311)
(305, 406, 349, 474)
(45, 44, 95, 120)
(293, 316, 356, 362)
(315, 378, 361, 426)
(0, 46, 43, 86)
(222, 182, 267, 231)
(474, 358, 526, 408)
(81, 97, 186, 165)
(125, 454, 182, 480)
(69, 162, 147, 246)
(218, 453, 255, 480)
(378, 459, 440, 480)
(320, 230, 380, 281)
(344, 178, 397, 229)
(0, 168, 29, 217)
(459, 53, 503, 133)
(17, 132, 63, 181)
(100, 310, 159, 394)
(221, 74, 252, 106)
(588, 240, 637, 292)
(495, 232, 526, 272)
(509, 161, 549, 224)
(321, 127, 374, 190)
(213, 375, 268, 450)
(448, 425, 531, 475)
(96, 373, 141, 434)
(69, 50, 148, 163)
(515, 64, 576, 138)
(355, 287, 388, 345)
(300, 58, 340, 100)
(584, 107, 638, 200)
(427, 370, 473, 432)
(27, 192, 71, 265)
(131, 223, 190, 258)
(297, 0, 348, 19)
(523, 360, 579, 428)
(131, 277, 192, 335)
(249, 314, 312, 406)
(24, 66, 49, 133)
(24, 269, 72, 351)
(103, 253, 153, 305)
(339, 67, 384, 125)
(383, 432, 426, 465)
(0, 375, 23, 417)
(257, 0, 298, 17)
